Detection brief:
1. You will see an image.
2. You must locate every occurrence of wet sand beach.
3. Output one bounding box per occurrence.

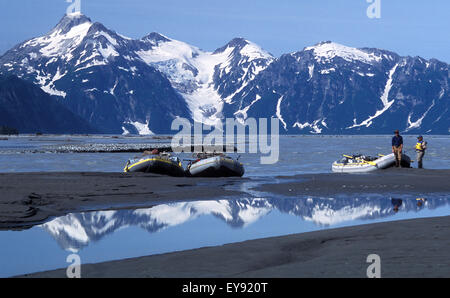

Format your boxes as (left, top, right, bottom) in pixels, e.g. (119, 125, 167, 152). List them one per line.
(255, 168, 450, 196)
(20, 215, 450, 278)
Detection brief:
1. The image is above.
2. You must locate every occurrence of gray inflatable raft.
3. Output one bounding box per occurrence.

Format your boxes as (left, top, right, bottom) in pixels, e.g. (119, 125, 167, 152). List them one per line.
(186, 155, 244, 177)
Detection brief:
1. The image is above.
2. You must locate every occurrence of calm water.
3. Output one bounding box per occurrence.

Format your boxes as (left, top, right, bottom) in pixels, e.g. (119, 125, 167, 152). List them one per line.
(0, 194, 449, 277)
(1, 135, 449, 175)
(0, 135, 449, 277)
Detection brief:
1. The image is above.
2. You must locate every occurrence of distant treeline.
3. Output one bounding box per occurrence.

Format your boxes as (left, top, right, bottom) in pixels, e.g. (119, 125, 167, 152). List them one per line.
(0, 126, 19, 135)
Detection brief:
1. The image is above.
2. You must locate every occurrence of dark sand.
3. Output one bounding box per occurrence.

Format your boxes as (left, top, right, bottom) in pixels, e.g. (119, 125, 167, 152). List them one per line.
(255, 168, 450, 196)
(2, 169, 449, 278)
(21, 216, 450, 278)
(0, 172, 246, 229)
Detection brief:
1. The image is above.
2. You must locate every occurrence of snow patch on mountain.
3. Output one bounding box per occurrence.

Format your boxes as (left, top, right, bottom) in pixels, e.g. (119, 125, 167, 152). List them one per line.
(305, 41, 382, 65)
(40, 85, 67, 98)
(239, 41, 273, 61)
(121, 126, 130, 135)
(136, 37, 232, 125)
(276, 96, 287, 130)
(356, 72, 375, 77)
(24, 19, 92, 60)
(74, 59, 108, 72)
(405, 100, 436, 131)
(109, 78, 118, 95)
(35, 68, 68, 98)
(293, 120, 324, 134)
(234, 94, 262, 123)
(92, 31, 119, 46)
(124, 120, 154, 135)
(308, 64, 314, 80)
(320, 68, 335, 74)
(182, 48, 234, 125)
(135, 36, 273, 125)
(348, 63, 399, 129)
(98, 43, 119, 59)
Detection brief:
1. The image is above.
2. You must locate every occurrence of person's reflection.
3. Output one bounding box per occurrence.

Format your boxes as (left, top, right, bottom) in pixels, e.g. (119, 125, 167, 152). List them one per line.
(416, 198, 427, 208)
(391, 198, 403, 213)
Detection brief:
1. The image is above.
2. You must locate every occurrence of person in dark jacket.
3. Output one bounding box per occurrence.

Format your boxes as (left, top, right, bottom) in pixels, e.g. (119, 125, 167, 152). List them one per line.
(391, 130, 403, 167)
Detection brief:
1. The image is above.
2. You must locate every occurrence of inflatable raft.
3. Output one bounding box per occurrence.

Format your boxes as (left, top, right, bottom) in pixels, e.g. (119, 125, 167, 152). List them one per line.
(124, 153, 185, 177)
(186, 153, 245, 177)
(332, 153, 411, 173)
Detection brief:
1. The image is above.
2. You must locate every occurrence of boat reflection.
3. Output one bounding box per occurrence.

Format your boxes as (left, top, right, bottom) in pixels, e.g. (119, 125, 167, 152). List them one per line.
(40, 195, 449, 251)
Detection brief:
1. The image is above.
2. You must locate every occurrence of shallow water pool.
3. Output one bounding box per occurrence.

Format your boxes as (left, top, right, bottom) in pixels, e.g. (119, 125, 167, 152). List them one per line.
(0, 193, 448, 277)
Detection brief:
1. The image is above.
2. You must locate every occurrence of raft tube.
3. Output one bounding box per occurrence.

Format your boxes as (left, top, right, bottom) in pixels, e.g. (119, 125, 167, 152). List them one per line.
(186, 156, 244, 177)
(124, 155, 185, 177)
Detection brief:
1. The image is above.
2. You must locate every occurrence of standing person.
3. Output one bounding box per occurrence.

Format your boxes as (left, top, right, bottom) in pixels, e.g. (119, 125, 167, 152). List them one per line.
(391, 130, 403, 167)
(415, 136, 427, 169)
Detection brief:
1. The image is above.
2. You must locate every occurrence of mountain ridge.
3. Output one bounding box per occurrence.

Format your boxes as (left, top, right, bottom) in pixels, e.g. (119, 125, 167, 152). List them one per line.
(0, 74, 96, 134)
(0, 13, 448, 134)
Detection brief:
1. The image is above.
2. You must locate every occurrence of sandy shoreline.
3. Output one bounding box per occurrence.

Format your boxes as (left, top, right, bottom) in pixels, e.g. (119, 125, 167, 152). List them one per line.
(20, 215, 450, 278)
(1, 169, 449, 229)
(255, 168, 450, 196)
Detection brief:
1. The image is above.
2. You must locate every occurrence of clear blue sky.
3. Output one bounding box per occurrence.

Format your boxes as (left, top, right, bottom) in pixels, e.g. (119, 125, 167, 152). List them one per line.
(0, 0, 449, 62)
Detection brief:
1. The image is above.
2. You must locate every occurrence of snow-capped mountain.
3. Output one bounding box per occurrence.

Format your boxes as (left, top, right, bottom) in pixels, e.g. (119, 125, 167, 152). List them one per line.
(135, 34, 274, 125)
(0, 13, 274, 132)
(0, 13, 191, 134)
(224, 41, 449, 134)
(0, 14, 448, 134)
(40, 196, 448, 252)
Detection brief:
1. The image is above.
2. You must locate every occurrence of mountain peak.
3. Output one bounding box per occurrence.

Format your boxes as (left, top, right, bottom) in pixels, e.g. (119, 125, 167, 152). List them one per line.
(213, 37, 249, 53)
(142, 32, 171, 43)
(52, 13, 92, 34)
(305, 41, 342, 51)
(304, 41, 382, 64)
(214, 38, 274, 61)
(227, 37, 249, 47)
(315, 40, 333, 46)
(66, 11, 85, 18)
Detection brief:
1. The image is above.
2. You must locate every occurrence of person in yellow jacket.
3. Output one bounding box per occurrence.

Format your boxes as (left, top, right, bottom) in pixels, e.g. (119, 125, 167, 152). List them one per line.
(415, 136, 427, 169)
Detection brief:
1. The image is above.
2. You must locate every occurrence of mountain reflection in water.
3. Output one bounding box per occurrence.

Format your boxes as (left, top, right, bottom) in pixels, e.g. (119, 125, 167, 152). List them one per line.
(40, 195, 449, 252)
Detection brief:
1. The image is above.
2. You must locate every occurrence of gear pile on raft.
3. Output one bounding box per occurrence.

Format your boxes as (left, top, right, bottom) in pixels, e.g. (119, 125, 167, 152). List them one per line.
(124, 149, 244, 177)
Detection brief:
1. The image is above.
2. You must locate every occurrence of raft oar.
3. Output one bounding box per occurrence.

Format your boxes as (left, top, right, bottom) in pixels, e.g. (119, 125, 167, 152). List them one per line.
(343, 154, 377, 166)
(183, 158, 198, 161)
